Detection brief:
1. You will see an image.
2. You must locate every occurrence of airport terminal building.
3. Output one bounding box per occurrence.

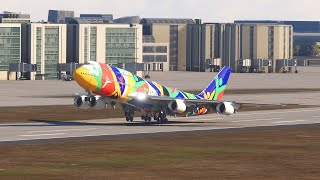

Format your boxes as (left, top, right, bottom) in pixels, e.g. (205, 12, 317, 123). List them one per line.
(0, 10, 302, 80)
(67, 22, 143, 66)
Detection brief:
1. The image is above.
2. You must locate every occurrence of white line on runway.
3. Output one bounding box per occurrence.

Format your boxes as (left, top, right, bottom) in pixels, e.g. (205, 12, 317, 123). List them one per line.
(29, 128, 97, 134)
(313, 115, 320, 118)
(238, 109, 320, 116)
(190, 118, 223, 121)
(273, 120, 305, 124)
(231, 118, 282, 123)
(20, 133, 66, 137)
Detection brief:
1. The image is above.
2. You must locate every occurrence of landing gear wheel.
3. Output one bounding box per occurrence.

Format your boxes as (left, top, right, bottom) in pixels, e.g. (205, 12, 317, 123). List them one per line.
(126, 117, 129, 121)
(148, 117, 152, 122)
(130, 117, 133, 122)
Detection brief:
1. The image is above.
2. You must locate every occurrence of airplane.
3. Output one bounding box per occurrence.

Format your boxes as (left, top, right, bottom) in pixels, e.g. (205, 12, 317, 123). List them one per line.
(73, 61, 241, 123)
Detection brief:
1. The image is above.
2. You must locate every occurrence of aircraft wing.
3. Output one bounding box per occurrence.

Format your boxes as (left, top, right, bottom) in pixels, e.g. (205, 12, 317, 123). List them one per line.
(128, 93, 289, 110)
(128, 93, 235, 108)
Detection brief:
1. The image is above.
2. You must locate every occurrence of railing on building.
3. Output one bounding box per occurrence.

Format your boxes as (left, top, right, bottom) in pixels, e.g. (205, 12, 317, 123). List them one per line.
(9, 63, 36, 80)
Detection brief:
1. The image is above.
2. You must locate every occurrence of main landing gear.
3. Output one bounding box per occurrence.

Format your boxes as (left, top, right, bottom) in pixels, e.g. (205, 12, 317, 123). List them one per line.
(141, 111, 168, 124)
(125, 111, 134, 122)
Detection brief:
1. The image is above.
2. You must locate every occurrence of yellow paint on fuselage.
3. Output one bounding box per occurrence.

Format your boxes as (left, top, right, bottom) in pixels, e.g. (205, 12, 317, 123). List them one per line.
(73, 66, 98, 93)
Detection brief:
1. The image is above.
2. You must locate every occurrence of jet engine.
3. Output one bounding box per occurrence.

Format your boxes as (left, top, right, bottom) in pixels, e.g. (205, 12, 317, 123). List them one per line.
(216, 102, 235, 115)
(168, 99, 187, 113)
(74, 95, 90, 109)
(88, 95, 107, 109)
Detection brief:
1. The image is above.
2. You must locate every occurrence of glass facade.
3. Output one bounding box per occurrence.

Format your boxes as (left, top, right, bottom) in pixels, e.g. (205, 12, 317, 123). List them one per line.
(143, 55, 167, 62)
(143, 46, 167, 53)
(1, 19, 30, 23)
(0, 27, 20, 71)
(35, 27, 42, 80)
(105, 28, 136, 64)
(84, 27, 88, 63)
(44, 27, 59, 80)
(169, 25, 178, 71)
(90, 27, 97, 61)
(268, 26, 274, 60)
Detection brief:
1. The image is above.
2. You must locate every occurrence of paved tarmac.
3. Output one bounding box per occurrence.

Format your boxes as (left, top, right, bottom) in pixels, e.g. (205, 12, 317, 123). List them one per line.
(0, 107, 319, 143)
(1, 70, 320, 107)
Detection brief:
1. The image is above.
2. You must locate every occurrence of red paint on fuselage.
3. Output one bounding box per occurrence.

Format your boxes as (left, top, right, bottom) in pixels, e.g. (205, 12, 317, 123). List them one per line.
(96, 64, 117, 97)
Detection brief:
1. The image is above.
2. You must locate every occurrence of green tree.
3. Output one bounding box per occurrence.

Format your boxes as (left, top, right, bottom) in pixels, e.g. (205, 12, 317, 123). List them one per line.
(306, 43, 320, 57)
(293, 44, 301, 56)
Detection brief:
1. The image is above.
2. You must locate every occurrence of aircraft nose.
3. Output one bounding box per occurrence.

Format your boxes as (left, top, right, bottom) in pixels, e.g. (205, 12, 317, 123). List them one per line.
(73, 66, 85, 82)
(73, 66, 91, 90)
(73, 65, 99, 92)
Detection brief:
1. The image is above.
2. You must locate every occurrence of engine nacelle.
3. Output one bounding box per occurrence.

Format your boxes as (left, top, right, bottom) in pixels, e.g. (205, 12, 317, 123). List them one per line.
(88, 95, 107, 109)
(74, 95, 90, 109)
(216, 102, 235, 115)
(168, 99, 187, 113)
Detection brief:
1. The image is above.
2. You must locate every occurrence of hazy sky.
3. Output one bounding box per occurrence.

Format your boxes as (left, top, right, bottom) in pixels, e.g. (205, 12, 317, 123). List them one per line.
(3, 0, 320, 23)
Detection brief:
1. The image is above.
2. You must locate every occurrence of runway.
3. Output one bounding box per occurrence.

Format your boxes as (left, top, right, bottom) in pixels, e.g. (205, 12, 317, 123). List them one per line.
(0, 107, 319, 143)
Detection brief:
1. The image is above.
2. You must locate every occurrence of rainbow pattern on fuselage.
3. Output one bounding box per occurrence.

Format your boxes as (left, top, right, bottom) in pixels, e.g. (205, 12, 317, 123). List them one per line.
(74, 61, 231, 112)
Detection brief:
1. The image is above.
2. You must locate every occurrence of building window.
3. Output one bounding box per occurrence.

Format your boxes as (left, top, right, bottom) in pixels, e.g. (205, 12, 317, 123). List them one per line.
(105, 28, 136, 64)
(170, 25, 178, 71)
(0, 27, 21, 71)
(155, 46, 167, 53)
(84, 27, 88, 63)
(143, 46, 154, 53)
(143, 55, 154, 62)
(155, 55, 167, 62)
(44, 26, 59, 80)
(90, 27, 97, 61)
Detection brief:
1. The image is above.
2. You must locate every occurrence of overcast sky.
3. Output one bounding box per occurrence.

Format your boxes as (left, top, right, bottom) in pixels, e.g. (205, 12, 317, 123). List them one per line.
(3, 0, 320, 23)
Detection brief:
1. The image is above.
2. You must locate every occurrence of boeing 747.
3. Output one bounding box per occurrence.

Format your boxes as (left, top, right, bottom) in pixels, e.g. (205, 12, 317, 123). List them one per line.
(73, 61, 246, 123)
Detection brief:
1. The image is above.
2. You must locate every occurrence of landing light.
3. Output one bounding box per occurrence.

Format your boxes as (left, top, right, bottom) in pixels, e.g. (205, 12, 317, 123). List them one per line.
(137, 93, 146, 101)
(129, 92, 147, 101)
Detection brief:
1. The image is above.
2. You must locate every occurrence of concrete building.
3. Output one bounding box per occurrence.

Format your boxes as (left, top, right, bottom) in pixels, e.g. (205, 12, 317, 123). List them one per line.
(140, 18, 195, 71)
(80, 14, 113, 23)
(0, 23, 26, 80)
(65, 17, 105, 24)
(219, 23, 293, 72)
(48, 10, 74, 23)
(28, 23, 67, 80)
(143, 35, 169, 71)
(186, 22, 220, 72)
(0, 11, 30, 23)
(235, 20, 320, 33)
(113, 16, 141, 24)
(67, 23, 142, 66)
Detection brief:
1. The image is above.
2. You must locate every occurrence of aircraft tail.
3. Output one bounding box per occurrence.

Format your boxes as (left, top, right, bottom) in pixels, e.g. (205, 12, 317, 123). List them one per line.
(197, 67, 232, 101)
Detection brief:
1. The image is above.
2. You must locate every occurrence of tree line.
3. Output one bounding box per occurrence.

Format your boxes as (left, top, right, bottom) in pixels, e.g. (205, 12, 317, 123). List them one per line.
(293, 42, 320, 57)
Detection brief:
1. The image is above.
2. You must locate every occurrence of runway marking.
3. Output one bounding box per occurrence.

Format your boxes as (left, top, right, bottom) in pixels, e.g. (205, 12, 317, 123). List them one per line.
(29, 128, 98, 134)
(231, 118, 282, 123)
(188, 118, 223, 121)
(238, 109, 320, 116)
(20, 133, 66, 137)
(313, 115, 320, 118)
(273, 120, 305, 124)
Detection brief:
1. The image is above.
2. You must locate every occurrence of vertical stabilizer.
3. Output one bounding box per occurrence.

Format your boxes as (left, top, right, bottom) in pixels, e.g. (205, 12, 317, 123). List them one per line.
(197, 67, 232, 100)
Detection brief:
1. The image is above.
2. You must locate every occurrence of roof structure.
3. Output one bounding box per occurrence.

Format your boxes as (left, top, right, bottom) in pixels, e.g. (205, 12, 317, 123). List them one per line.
(140, 18, 195, 24)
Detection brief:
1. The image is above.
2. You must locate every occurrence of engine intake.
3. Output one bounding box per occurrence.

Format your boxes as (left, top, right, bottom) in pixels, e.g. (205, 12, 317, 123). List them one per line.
(168, 99, 187, 113)
(216, 102, 235, 115)
(74, 95, 90, 109)
(88, 95, 106, 109)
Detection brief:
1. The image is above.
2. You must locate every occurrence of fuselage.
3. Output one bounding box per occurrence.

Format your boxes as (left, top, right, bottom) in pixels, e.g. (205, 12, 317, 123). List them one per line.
(73, 61, 205, 114)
